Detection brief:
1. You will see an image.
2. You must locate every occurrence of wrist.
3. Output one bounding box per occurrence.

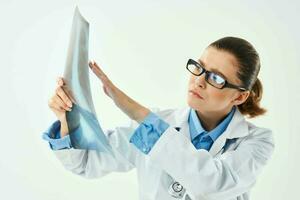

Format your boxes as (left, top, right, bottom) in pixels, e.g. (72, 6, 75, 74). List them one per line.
(134, 107, 150, 123)
(59, 118, 69, 137)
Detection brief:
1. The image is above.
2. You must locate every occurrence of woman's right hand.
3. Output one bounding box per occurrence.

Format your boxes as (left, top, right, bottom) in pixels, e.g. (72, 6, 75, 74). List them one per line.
(48, 77, 74, 122)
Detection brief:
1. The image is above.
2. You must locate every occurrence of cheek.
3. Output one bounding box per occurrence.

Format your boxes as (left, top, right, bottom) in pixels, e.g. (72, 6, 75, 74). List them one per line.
(209, 89, 225, 99)
(188, 76, 194, 86)
(207, 89, 234, 107)
(186, 76, 234, 110)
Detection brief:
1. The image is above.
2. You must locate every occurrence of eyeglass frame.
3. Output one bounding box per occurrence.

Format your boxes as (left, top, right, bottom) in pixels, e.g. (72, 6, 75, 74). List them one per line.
(186, 58, 248, 91)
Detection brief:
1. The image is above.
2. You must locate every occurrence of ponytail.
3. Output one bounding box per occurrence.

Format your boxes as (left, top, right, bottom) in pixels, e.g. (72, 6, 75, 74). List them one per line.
(237, 78, 266, 118)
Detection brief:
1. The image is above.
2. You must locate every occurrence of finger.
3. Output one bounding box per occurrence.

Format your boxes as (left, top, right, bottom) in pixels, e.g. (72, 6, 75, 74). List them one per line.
(49, 97, 68, 112)
(52, 107, 66, 113)
(54, 95, 72, 111)
(93, 61, 109, 79)
(49, 103, 65, 112)
(61, 85, 77, 104)
(89, 61, 106, 78)
(56, 77, 65, 86)
(89, 62, 112, 86)
(55, 86, 73, 107)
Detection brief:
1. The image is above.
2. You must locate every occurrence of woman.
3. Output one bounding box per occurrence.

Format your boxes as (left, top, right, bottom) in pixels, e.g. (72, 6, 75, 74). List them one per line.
(43, 36, 274, 200)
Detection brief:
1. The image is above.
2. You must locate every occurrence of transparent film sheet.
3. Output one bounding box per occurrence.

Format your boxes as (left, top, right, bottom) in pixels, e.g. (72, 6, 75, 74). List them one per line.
(63, 7, 112, 152)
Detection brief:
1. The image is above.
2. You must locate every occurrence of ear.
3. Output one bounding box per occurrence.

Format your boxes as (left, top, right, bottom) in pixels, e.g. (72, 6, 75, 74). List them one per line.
(231, 91, 250, 106)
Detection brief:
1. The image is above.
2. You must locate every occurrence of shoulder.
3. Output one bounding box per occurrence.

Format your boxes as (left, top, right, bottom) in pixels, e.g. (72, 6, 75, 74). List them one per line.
(229, 109, 275, 158)
(232, 108, 274, 146)
(240, 121, 275, 161)
(246, 121, 274, 143)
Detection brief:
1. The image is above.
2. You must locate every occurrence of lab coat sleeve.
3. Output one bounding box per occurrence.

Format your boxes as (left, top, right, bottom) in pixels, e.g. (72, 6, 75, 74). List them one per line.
(42, 120, 72, 150)
(46, 119, 141, 179)
(147, 126, 275, 200)
(129, 112, 170, 154)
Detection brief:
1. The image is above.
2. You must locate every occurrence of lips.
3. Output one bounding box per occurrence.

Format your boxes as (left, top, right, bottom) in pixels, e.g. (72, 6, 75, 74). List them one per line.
(189, 89, 204, 99)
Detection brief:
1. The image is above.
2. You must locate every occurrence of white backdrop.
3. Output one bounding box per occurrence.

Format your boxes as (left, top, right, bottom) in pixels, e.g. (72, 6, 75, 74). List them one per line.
(0, 0, 299, 199)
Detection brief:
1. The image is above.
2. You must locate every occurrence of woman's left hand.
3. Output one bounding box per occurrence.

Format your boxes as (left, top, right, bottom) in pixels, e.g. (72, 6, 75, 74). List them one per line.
(89, 61, 150, 123)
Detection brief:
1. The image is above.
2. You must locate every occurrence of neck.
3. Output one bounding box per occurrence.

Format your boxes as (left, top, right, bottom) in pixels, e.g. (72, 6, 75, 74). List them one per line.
(195, 106, 233, 131)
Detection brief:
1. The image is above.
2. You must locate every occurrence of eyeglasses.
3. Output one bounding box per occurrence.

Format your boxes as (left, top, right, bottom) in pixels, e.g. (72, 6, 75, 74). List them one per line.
(186, 59, 247, 91)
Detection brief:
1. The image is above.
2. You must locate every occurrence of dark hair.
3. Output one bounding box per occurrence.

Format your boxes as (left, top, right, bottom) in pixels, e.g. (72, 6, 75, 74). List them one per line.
(209, 36, 266, 118)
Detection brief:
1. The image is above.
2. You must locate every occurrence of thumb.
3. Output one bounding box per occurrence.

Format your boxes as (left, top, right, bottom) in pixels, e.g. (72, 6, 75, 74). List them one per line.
(102, 85, 111, 97)
(102, 85, 110, 97)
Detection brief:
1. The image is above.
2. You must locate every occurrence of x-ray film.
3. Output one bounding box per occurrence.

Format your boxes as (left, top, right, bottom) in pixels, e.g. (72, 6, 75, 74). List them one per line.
(63, 7, 112, 152)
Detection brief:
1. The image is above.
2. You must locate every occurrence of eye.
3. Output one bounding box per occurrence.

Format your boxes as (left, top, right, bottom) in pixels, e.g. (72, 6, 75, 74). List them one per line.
(208, 73, 225, 85)
(194, 66, 201, 73)
(187, 62, 204, 75)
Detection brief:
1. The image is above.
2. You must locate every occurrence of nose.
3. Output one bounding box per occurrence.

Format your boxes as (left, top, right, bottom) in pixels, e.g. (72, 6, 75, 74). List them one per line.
(194, 74, 206, 89)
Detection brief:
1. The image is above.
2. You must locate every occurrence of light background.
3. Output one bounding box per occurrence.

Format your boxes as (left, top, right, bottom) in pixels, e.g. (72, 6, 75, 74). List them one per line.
(0, 0, 299, 199)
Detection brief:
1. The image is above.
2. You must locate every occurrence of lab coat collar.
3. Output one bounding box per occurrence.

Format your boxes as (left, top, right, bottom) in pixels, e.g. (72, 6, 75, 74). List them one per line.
(173, 106, 249, 156)
(189, 106, 236, 142)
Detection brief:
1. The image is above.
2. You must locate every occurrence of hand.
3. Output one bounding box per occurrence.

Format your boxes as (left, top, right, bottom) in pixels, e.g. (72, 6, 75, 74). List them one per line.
(88, 61, 117, 101)
(48, 77, 75, 136)
(88, 61, 150, 123)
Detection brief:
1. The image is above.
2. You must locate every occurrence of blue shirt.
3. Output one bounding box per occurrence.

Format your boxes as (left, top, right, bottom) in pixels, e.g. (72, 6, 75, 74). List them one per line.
(42, 120, 72, 150)
(42, 107, 236, 153)
(188, 107, 236, 151)
(129, 107, 235, 154)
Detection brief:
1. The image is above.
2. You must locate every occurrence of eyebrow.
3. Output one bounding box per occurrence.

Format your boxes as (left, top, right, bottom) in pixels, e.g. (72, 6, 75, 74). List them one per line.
(197, 59, 228, 80)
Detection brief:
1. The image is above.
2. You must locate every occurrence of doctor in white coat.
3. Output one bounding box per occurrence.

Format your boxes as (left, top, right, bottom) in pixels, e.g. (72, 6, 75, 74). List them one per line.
(44, 36, 274, 200)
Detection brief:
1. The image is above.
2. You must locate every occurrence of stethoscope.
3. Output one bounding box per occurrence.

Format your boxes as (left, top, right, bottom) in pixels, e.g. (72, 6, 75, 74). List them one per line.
(168, 181, 186, 198)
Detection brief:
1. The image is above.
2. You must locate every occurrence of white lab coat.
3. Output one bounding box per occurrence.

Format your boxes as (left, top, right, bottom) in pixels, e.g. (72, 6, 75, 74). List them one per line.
(52, 106, 274, 200)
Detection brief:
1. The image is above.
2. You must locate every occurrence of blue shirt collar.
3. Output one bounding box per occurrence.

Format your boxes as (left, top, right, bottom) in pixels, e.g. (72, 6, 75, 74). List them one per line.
(188, 106, 236, 141)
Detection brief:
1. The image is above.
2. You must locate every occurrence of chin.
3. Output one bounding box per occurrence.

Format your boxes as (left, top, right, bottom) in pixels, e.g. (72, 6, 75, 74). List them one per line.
(187, 96, 202, 110)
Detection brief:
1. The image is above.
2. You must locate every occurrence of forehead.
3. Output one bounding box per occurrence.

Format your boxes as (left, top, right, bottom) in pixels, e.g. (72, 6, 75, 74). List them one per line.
(199, 47, 240, 83)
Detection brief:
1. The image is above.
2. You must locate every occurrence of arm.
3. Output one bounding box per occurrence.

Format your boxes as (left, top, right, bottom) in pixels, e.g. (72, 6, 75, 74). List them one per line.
(42, 117, 143, 179)
(42, 120, 72, 150)
(44, 64, 148, 178)
(87, 61, 275, 198)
